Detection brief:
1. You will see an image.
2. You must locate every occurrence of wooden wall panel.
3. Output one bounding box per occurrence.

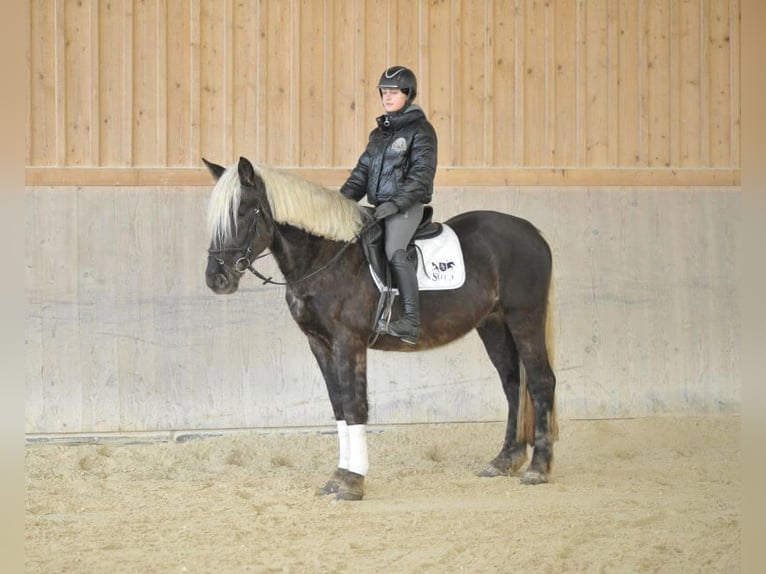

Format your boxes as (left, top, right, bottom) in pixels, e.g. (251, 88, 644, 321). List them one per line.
(26, 0, 740, 185)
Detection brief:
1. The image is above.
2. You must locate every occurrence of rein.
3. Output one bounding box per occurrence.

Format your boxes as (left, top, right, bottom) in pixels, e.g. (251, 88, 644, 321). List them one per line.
(208, 206, 377, 287)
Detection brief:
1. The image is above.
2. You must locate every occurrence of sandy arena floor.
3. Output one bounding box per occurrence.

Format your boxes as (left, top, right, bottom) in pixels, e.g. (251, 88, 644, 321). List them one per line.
(25, 416, 740, 573)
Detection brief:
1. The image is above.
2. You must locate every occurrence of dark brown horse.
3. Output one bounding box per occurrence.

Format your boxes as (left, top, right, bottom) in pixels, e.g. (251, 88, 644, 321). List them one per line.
(204, 157, 557, 501)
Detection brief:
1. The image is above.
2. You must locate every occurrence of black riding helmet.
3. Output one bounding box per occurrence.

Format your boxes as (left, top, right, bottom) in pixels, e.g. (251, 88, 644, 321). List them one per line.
(377, 66, 417, 102)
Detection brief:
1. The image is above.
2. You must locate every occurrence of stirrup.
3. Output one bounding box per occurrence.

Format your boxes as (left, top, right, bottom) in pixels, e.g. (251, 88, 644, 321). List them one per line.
(384, 319, 419, 345)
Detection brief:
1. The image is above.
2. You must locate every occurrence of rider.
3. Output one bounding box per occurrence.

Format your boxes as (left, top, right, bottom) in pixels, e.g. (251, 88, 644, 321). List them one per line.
(340, 65, 438, 344)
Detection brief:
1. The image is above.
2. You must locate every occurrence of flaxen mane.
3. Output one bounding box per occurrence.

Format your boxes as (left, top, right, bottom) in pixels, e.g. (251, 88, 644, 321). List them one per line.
(207, 164, 365, 246)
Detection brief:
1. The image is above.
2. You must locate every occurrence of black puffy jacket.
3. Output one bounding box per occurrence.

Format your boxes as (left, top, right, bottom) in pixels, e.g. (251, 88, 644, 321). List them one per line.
(340, 104, 437, 211)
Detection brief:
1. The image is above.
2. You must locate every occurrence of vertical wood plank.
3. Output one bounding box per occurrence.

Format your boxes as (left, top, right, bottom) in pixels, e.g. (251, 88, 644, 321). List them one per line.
(231, 0, 259, 163)
(63, 0, 92, 165)
(331, 0, 359, 165)
(131, 0, 160, 164)
(617, 0, 640, 165)
(728, 0, 740, 168)
(646, 0, 670, 167)
(297, 0, 326, 166)
(189, 0, 201, 164)
(222, 0, 234, 162)
(358, 0, 389, 157)
(574, 0, 585, 166)
(264, 0, 293, 164)
(89, 0, 100, 165)
(637, 0, 650, 165)
(522, 0, 546, 165)
(668, 0, 680, 167)
(584, 0, 609, 166)
(122, 0, 134, 166)
(708, 0, 731, 166)
(456, 0, 487, 165)
(253, 0, 267, 163)
(543, 0, 555, 165)
(698, 0, 710, 165)
(606, 0, 619, 166)
(514, 0, 526, 165)
(156, 0, 168, 165)
(489, 0, 517, 166)
(552, 0, 577, 166)
(28, 0, 57, 165)
(392, 0, 419, 65)
(678, 0, 700, 166)
(426, 0, 454, 166)
(198, 0, 226, 162)
(166, 0, 193, 165)
(98, 0, 128, 165)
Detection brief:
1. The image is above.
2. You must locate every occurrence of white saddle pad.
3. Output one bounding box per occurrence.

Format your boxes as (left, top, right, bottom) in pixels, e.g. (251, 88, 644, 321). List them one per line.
(370, 223, 465, 292)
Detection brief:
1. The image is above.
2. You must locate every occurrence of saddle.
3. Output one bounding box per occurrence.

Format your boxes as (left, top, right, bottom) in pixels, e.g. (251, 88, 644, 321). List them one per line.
(359, 205, 441, 286)
(360, 206, 460, 346)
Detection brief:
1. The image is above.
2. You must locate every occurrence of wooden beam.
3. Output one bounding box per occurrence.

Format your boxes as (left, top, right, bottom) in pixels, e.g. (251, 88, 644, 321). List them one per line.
(25, 167, 741, 187)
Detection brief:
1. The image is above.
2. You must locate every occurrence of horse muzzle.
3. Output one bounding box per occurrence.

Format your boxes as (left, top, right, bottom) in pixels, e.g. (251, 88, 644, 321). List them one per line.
(205, 257, 241, 294)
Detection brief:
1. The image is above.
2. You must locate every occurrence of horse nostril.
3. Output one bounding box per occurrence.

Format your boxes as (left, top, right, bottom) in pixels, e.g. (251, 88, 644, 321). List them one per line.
(214, 275, 228, 290)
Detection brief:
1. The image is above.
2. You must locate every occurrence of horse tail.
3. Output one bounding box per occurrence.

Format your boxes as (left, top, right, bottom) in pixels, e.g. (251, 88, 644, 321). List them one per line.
(546, 277, 559, 441)
(516, 273, 558, 445)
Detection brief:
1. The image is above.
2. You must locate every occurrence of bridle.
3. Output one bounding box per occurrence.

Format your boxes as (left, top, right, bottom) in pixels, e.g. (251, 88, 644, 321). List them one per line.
(207, 207, 274, 280)
(207, 205, 377, 286)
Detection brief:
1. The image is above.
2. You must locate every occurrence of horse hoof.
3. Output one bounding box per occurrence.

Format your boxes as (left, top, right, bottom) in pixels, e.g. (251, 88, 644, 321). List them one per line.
(335, 471, 365, 501)
(319, 479, 342, 495)
(335, 488, 364, 501)
(477, 464, 509, 478)
(318, 468, 348, 496)
(520, 470, 548, 485)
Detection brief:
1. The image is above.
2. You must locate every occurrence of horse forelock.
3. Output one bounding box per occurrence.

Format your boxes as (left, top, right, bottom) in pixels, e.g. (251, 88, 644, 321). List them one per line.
(206, 165, 242, 246)
(253, 165, 365, 242)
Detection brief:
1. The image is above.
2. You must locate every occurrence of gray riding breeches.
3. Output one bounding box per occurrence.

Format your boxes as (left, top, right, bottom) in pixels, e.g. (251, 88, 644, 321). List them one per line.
(383, 203, 425, 261)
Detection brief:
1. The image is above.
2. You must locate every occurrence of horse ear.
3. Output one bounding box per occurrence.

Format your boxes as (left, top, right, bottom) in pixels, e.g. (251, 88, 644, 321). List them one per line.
(238, 157, 256, 187)
(202, 158, 225, 180)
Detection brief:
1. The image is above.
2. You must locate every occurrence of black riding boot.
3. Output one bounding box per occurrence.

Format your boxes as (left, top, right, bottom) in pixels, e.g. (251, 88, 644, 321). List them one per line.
(386, 249, 421, 344)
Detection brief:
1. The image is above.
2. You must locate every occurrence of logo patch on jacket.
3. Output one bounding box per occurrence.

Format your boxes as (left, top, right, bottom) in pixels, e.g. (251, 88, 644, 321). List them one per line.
(391, 137, 408, 152)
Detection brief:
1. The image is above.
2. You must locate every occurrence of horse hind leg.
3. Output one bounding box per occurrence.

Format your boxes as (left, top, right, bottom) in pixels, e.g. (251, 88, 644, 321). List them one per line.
(507, 311, 557, 485)
(475, 314, 529, 477)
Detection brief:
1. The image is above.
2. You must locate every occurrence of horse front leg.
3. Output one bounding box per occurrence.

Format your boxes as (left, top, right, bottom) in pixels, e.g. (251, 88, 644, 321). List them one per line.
(307, 335, 369, 500)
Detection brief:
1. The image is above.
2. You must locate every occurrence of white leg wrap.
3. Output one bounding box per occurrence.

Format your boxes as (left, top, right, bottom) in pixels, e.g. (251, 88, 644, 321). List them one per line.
(336, 420, 350, 470)
(347, 424, 369, 476)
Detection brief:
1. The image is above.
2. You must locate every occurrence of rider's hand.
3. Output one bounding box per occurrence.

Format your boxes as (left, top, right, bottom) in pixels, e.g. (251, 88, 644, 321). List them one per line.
(373, 201, 399, 220)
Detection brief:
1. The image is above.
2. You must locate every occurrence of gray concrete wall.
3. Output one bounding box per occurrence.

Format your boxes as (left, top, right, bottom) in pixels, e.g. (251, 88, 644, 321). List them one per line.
(25, 186, 740, 434)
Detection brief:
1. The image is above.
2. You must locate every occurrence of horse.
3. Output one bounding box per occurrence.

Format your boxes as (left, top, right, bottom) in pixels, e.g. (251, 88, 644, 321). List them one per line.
(203, 156, 558, 501)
